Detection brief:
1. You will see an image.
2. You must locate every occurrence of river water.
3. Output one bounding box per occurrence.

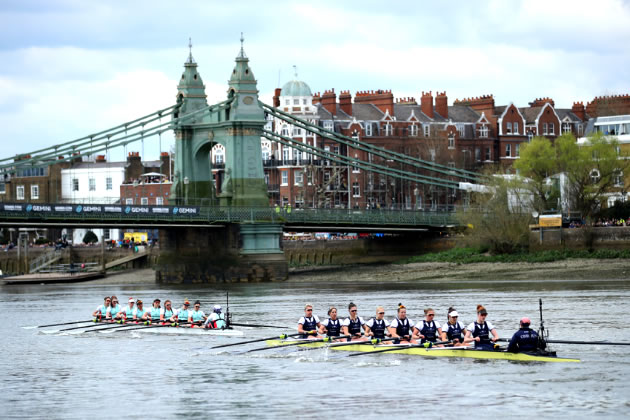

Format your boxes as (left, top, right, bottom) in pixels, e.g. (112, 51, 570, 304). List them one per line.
(1, 270, 630, 419)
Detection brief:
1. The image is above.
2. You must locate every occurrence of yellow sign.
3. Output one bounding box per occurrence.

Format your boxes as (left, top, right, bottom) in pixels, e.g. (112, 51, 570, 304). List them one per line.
(539, 215, 562, 227)
(124, 232, 148, 243)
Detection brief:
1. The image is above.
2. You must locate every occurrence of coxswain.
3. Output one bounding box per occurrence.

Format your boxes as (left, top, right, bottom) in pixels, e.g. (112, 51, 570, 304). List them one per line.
(413, 308, 445, 346)
(442, 307, 466, 346)
(135, 300, 147, 320)
(116, 297, 136, 321)
(342, 302, 368, 341)
(297, 304, 321, 338)
(365, 306, 389, 340)
(92, 296, 112, 320)
(387, 304, 415, 343)
(507, 317, 545, 354)
(160, 300, 177, 322)
(464, 305, 499, 350)
(204, 305, 227, 329)
(188, 300, 207, 326)
(109, 296, 121, 319)
(177, 299, 191, 323)
(319, 306, 342, 338)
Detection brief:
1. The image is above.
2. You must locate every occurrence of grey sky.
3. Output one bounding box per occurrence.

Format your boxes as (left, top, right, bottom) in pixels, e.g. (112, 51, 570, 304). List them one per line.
(1, 0, 629, 161)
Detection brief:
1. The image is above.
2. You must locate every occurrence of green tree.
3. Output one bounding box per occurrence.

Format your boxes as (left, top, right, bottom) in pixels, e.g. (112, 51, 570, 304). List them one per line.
(514, 136, 556, 213)
(82, 231, 98, 244)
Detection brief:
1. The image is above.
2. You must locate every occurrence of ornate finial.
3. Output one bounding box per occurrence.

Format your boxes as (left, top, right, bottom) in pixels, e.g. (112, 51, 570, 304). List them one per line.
(293, 65, 298, 79)
(237, 32, 247, 59)
(186, 37, 195, 64)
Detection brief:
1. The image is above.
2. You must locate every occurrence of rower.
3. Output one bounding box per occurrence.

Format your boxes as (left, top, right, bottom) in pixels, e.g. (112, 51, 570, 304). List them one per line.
(365, 306, 389, 340)
(116, 297, 136, 321)
(204, 305, 226, 329)
(387, 303, 415, 343)
(442, 307, 466, 346)
(160, 300, 177, 322)
(342, 302, 368, 340)
(92, 296, 111, 320)
(177, 299, 191, 323)
(109, 296, 121, 319)
(145, 299, 161, 323)
(188, 300, 207, 326)
(507, 317, 545, 354)
(319, 306, 342, 338)
(413, 307, 445, 346)
(135, 300, 147, 320)
(464, 305, 499, 351)
(297, 304, 321, 339)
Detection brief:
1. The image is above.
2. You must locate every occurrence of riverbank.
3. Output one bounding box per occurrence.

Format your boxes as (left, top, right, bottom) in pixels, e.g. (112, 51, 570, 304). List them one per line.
(288, 258, 630, 282)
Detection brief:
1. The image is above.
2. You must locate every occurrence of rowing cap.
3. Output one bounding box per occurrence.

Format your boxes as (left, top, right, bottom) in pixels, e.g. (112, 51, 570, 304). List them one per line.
(448, 310, 459, 317)
(128, 297, 135, 303)
(520, 317, 531, 325)
(214, 304, 222, 313)
(184, 299, 190, 306)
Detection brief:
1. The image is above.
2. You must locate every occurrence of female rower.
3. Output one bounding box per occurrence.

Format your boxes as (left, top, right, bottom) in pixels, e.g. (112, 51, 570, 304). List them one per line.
(188, 300, 207, 326)
(109, 296, 121, 319)
(135, 300, 147, 320)
(413, 308, 445, 346)
(441, 307, 466, 347)
(297, 304, 321, 339)
(146, 299, 162, 322)
(464, 305, 499, 351)
(177, 300, 191, 323)
(342, 302, 368, 340)
(388, 304, 415, 344)
(92, 296, 111, 319)
(160, 300, 177, 322)
(365, 306, 389, 340)
(319, 306, 342, 338)
(116, 297, 136, 321)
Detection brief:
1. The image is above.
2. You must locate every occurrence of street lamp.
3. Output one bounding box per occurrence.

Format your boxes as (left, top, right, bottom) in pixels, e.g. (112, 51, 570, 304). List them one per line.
(183, 176, 189, 205)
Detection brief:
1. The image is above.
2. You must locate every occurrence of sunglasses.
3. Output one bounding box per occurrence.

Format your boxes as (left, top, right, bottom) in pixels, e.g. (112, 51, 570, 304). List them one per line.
(306, 309, 313, 311)
(377, 312, 385, 315)
(427, 314, 435, 317)
(480, 313, 487, 316)
(350, 310, 357, 313)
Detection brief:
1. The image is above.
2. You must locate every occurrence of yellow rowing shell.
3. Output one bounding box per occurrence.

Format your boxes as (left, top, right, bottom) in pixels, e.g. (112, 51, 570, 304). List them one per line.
(265, 339, 581, 363)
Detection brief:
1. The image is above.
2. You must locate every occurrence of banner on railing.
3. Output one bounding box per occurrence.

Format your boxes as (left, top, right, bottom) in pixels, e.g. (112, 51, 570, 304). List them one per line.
(0, 203, 200, 217)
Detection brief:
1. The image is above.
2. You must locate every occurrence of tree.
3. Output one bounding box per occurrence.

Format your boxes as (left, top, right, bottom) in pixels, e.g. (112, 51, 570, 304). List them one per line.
(556, 132, 629, 221)
(82, 231, 98, 244)
(514, 136, 556, 213)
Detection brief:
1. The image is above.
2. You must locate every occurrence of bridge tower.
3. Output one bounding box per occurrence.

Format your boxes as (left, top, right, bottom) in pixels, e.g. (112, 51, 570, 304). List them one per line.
(171, 36, 268, 206)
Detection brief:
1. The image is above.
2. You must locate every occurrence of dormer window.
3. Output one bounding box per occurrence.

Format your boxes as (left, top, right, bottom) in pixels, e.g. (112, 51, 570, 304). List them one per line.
(384, 123, 393, 136)
(365, 123, 373, 137)
(323, 121, 334, 131)
(424, 125, 430, 137)
(563, 123, 571, 134)
(479, 125, 488, 138)
(448, 134, 455, 149)
(409, 125, 418, 136)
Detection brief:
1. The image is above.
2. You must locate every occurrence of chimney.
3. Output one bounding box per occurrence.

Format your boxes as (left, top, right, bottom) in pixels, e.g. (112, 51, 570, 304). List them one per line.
(353, 89, 394, 114)
(572, 101, 586, 121)
(529, 97, 555, 107)
(160, 152, 170, 177)
(321, 89, 337, 115)
(339, 90, 352, 116)
(435, 92, 448, 119)
(273, 88, 281, 107)
(421, 91, 434, 119)
(312, 92, 321, 105)
(95, 155, 106, 163)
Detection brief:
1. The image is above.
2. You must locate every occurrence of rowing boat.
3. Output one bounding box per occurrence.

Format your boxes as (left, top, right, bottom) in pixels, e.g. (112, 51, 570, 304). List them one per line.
(119, 326, 244, 336)
(265, 339, 581, 363)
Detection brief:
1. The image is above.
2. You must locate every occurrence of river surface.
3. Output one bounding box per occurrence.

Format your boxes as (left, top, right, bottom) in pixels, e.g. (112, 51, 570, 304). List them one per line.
(1, 271, 630, 419)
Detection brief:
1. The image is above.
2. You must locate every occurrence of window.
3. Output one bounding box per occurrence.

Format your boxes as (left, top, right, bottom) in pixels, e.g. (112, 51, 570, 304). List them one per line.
(103, 229, 110, 240)
(590, 169, 600, 184)
(72, 178, 79, 191)
(409, 124, 418, 136)
(264, 173, 270, 185)
(324, 146, 330, 166)
(292, 127, 302, 136)
(281, 125, 289, 136)
(303, 99, 307, 105)
(506, 122, 512, 134)
(528, 131, 534, 141)
(262, 147, 270, 161)
(543, 123, 548, 135)
(352, 154, 360, 173)
(515, 144, 520, 157)
(549, 123, 555, 135)
(424, 125, 430, 137)
(156, 197, 164, 205)
(293, 99, 299, 105)
(614, 170, 624, 186)
(384, 123, 392, 136)
(448, 162, 456, 169)
(215, 153, 224, 164)
(89, 178, 96, 191)
(333, 145, 340, 157)
(323, 121, 334, 131)
(457, 124, 465, 137)
(448, 134, 455, 149)
(16, 185, 25, 200)
(141, 197, 148, 205)
(429, 149, 436, 161)
(352, 182, 360, 197)
(506, 144, 512, 158)
(294, 170, 303, 186)
(0, 183, 5, 194)
(295, 150, 302, 163)
(282, 147, 290, 162)
(31, 185, 39, 199)
(106, 177, 112, 191)
(578, 125, 584, 136)
(285, 100, 290, 106)
(479, 125, 488, 138)
(281, 171, 288, 185)
(365, 123, 373, 136)
(485, 147, 491, 161)
(514, 122, 519, 134)
(563, 123, 571, 134)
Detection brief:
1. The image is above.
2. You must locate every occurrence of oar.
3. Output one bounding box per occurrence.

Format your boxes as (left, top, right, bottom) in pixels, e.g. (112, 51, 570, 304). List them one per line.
(297, 336, 398, 352)
(111, 323, 181, 332)
(209, 333, 304, 350)
(23, 319, 96, 329)
(348, 340, 451, 357)
(57, 320, 118, 332)
(497, 337, 630, 346)
(229, 322, 289, 329)
(247, 334, 352, 353)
